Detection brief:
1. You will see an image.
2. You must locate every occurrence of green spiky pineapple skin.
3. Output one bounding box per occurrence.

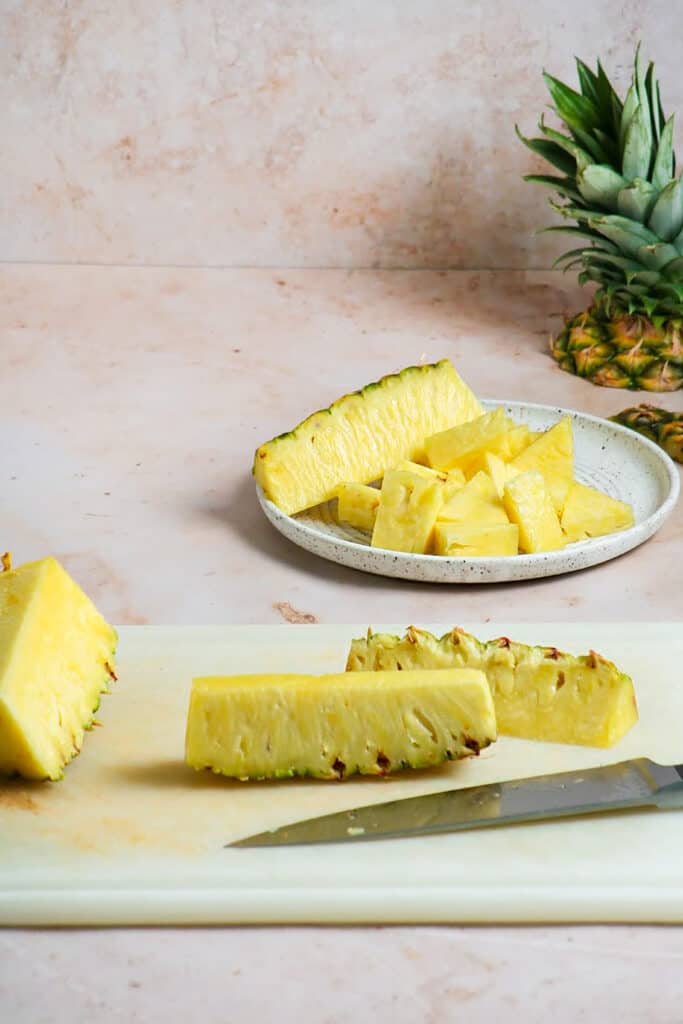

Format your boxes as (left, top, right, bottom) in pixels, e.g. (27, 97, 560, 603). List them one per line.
(520, 49, 683, 391)
(347, 626, 638, 748)
(610, 403, 683, 461)
(552, 306, 683, 391)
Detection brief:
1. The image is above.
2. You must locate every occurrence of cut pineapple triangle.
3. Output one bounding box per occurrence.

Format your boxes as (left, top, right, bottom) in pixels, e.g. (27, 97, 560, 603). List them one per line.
(425, 408, 509, 473)
(511, 417, 574, 513)
(371, 469, 444, 553)
(561, 482, 635, 542)
(438, 471, 509, 526)
(503, 471, 565, 553)
(434, 522, 519, 556)
(336, 482, 380, 532)
(0, 556, 117, 780)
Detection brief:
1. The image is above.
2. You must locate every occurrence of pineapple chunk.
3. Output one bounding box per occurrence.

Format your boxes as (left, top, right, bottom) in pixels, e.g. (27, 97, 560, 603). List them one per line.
(466, 451, 519, 497)
(0, 555, 117, 781)
(371, 469, 444, 554)
(503, 471, 565, 553)
(504, 423, 532, 459)
(394, 461, 466, 502)
(438, 471, 509, 526)
(511, 417, 574, 513)
(336, 482, 380, 532)
(254, 360, 483, 515)
(433, 522, 519, 557)
(424, 408, 510, 474)
(185, 668, 497, 780)
(347, 626, 639, 748)
(561, 482, 635, 543)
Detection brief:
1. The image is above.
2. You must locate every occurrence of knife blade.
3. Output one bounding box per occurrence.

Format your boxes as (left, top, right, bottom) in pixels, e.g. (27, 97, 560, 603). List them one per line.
(230, 759, 683, 847)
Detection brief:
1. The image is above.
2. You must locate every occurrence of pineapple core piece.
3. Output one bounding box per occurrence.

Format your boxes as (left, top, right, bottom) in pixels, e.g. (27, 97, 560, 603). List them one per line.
(434, 522, 519, 557)
(347, 627, 639, 748)
(561, 482, 635, 543)
(425, 407, 510, 474)
(503, 471, 565, 553)
(438, 471, 509, 526)
(0, 555, 117, 781)
(185, 668, 497, 780)
(253, 359, 483, 515)
(511, 416, 574, 513)
(336, 482, 381, 532)
(371, 469, 444, 553)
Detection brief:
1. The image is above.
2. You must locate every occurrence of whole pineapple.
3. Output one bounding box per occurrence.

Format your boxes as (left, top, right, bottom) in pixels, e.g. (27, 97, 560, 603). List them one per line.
(610, 404, 683, 462)
(519, 48, 683, 391)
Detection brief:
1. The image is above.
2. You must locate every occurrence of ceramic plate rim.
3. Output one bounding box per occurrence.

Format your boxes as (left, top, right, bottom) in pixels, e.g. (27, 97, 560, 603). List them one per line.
(255, 399, 680, 583)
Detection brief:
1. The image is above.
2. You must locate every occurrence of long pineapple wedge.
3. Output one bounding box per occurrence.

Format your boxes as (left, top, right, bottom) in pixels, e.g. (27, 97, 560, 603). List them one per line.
(185, 668, 496, 780)
(347, 627, 638, 748)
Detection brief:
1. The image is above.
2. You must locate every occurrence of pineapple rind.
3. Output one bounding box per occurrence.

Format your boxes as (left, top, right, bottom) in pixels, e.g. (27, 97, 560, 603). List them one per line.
(185, 669, 497, 780)
(254, 360, 483, 514)
(346, 626, 638, 748)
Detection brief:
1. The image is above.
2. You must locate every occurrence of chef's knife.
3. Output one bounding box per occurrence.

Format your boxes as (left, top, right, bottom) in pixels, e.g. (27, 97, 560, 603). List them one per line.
(230, 759, 683, 847)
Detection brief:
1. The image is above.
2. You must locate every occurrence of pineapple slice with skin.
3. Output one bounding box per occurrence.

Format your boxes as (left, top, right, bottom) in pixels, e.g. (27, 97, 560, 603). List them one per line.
(424, 408, 511, 474)
(253, 360, 483, 515)
(561, 482, 635, 543)
(185, 668, 497, 780)
(465, 451, 519, 498)
(438, 471, 509, 526)
(433, 522, 519, 557)
(347, 626, 638, 748)
(371, 469, 444, 554)
(503, 471, 565, 554)
(510, 417, 574, 513)
(0, 554, 117, 781)
(336, 482, 380, 532)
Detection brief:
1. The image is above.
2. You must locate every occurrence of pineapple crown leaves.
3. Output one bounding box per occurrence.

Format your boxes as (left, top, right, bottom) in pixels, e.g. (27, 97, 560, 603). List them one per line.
(518, 46, 683, 318)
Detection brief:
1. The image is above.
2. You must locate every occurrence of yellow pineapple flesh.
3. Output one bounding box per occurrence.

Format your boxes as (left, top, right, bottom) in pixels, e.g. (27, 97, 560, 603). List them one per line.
(438, 471, 509, 526)
(185, 668, 497, 780)
(394, 460, 466, 501)
(347, 626, 638, 748)
(0, 556, 117, 781)
(336, 482, 381, 532)
(561, 482, 635, 543)
(510, 417, 574, 513)
(371, 469, 444, 553)
(504, 423, 533, 459)
(424, 408, 510, 474)
(433, 522, 519, 557)
(254, 360, 483, 515)
(466, 451, 519, 497)
(503, 471, 565, 553)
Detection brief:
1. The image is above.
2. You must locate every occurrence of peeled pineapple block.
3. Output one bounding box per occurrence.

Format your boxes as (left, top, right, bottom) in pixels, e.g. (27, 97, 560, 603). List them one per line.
(336, 482, 381, 532)
(465, 451, 519, 497)
(371, 469, 444, 553)
(0, 555, 117, 781)
(425, 407, 511, 474)
(510, 417, 574, 514)
(503, 471, 565, 553)
(185, 668, 497, 780)
(434, 522, 519, 557)
(561, 482, 635, 542)
(438, 471, 509, 526)
(254, 360, 483, 515)
(394, 460, 466, 501)
(347, 626, 638, 748)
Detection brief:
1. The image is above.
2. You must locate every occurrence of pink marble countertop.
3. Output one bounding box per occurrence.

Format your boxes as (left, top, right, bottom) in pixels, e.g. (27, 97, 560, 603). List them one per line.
(3, 265, 682, 1020)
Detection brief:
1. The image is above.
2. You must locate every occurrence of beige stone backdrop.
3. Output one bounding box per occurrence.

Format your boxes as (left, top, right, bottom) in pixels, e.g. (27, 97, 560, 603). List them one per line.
(1, 0, 679, 267)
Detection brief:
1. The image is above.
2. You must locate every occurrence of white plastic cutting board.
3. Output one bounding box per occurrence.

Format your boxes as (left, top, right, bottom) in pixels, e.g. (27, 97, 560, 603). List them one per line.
(1, 623, 682, 926)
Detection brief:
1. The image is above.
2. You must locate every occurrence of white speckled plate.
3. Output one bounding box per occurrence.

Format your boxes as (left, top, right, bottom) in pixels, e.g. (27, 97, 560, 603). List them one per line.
(256, 400, 680, 584)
